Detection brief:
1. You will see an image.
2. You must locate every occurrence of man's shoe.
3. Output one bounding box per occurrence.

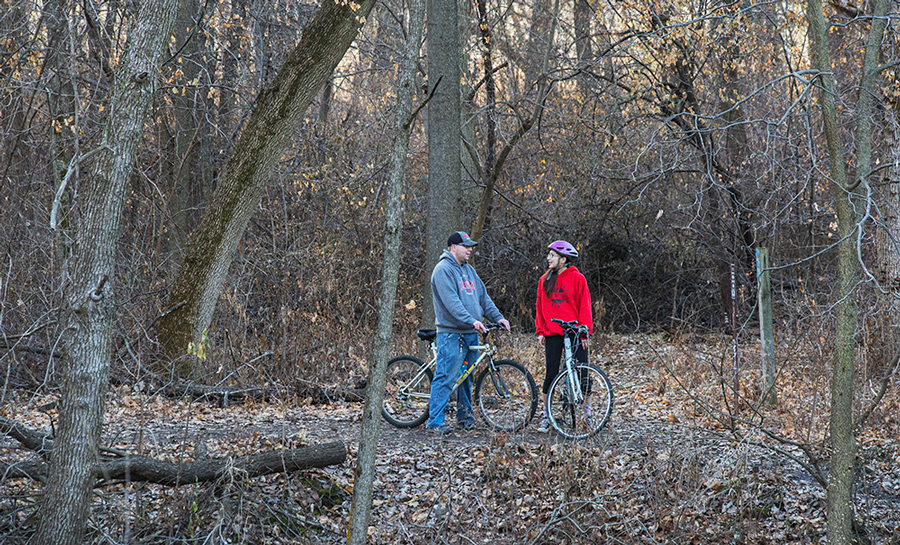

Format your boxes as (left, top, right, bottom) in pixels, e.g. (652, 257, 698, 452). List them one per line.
(428, 424, 453, 435)
(457, 418, 476, 430)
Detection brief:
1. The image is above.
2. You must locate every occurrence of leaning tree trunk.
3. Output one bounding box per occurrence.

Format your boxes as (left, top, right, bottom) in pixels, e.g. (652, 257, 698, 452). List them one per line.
(158, 0, 377, 366)
(347, 1, 425, 541)
(34, 0, 178, 543)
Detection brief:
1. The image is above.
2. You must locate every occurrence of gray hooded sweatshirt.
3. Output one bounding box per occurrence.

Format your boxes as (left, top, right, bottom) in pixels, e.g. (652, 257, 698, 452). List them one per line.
(431, 249, 505, 334)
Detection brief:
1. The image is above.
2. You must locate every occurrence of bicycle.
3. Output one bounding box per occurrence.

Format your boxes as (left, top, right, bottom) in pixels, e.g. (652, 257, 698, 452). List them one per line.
(381, 323, 538, 431)
(546, 318, 613, 439)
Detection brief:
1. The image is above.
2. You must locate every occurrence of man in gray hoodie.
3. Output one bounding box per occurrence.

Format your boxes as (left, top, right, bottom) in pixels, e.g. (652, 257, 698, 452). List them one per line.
(426, 231, 510, 435)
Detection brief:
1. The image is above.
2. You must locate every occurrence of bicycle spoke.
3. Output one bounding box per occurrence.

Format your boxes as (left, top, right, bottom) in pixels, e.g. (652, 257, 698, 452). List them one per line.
(548, 364, 613, 439)
(382, 356, 432, 428)
(473, 359, 537, 432)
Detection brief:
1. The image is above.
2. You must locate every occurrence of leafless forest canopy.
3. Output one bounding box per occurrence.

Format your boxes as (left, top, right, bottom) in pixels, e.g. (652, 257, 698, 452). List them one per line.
(3, 0, 897, 381)
(1, 0, 900, 541)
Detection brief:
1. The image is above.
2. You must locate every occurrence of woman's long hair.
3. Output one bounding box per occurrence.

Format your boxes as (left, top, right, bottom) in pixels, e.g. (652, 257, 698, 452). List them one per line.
(543, 269, 558, 297)
(543, 254, 574, 296)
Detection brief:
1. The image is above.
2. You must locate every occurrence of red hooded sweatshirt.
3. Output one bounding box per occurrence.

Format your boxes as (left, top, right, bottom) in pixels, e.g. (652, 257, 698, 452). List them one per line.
(535, 265, 593, 337)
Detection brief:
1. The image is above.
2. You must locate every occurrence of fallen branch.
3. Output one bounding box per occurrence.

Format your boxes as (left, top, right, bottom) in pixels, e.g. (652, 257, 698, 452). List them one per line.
(112, 350, 364, 407)
(0, 417, 346, 487)
(94, 441, 347, 486)
(0, 416, 54, 458)
(151, 381, 365, 407)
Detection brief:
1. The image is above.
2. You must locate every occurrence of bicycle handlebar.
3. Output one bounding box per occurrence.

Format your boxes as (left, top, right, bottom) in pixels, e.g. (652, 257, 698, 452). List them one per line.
(551, 318, 590, 336)
(481, 322, 507, 331)
(418, 323, 507, 342)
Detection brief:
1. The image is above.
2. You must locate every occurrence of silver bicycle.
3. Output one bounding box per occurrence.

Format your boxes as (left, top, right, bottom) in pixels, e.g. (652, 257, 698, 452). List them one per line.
(381, 323, 538, 431)
(547, 318, 613, 439)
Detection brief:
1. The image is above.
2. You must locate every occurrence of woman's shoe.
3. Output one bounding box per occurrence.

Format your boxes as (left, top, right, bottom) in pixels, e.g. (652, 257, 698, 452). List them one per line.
(537, 417, 551, 433)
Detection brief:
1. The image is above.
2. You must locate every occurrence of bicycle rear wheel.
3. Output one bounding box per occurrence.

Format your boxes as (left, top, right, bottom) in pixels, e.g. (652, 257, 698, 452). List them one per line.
(548, 363, 613, 439)
(473, 359, 537, 431)
(382, 355, 432, 428)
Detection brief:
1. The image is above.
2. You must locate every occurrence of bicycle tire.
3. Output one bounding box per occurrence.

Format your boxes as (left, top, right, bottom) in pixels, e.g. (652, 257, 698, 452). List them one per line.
(547, 363, 613, 439)
(382, 355, 432, 428)
(473, 359, 538, 431)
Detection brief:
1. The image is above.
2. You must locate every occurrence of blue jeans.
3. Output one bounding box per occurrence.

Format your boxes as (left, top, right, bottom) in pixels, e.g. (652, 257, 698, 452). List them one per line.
(427, 332, 479, 427)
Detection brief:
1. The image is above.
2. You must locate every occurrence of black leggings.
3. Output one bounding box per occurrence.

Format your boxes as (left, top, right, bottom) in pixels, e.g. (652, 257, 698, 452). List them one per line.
(542, 335, 588, 395)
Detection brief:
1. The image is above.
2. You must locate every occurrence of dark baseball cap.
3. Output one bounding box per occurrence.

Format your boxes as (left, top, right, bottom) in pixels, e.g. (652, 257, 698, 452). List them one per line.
(448, 231, 478, 247)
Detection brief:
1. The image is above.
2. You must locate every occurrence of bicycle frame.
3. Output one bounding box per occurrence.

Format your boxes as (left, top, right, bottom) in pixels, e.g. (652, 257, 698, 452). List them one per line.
(396, 332, 501, 402)
(561, 332, 585, 404)
(383, 324, 538, 431)
(544, 317, 614, 438)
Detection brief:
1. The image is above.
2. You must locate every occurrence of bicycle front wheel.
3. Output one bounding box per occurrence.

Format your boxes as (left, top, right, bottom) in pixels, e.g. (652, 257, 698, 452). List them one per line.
(473, 359, 537, 432)
(382, 355, 432, 428)
(548, 363, 613, 439)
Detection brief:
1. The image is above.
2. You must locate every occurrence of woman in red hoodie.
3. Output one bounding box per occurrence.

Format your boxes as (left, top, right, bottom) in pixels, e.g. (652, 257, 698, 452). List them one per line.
(535, 240, 593, 432)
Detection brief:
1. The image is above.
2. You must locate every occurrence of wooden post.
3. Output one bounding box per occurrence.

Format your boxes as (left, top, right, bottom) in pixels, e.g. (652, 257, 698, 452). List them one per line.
(756, 248, 776, 405)
(731, 263, 739, 416)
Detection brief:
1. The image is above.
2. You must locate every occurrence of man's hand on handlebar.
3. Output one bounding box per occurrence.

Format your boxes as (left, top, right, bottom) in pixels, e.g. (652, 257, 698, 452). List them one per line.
(474, 320, 510, 333)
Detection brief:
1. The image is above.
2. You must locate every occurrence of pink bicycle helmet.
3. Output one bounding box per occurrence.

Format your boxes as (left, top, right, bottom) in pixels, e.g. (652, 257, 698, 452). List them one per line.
(548, 240, 578, 259)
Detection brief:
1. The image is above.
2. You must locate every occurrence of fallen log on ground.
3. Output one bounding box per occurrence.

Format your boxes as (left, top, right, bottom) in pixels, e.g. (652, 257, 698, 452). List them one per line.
(0, 416, 346, 487)
(93, 441, 348, 486)
(153, 381, 366, 406)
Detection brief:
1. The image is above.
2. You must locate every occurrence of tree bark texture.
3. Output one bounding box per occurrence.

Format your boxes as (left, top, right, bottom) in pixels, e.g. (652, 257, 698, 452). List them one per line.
(876, 97, 900, 289)
(163, 0, 210, 282)
(35, 0, 179, 542)
(421, 0, 462, 333)
(874, 56, 900, 373)
(806, 0, 889, 541)
(348, 1, 425, 542)
(158, 0, 377, 364)
(3, 441, 346, 486)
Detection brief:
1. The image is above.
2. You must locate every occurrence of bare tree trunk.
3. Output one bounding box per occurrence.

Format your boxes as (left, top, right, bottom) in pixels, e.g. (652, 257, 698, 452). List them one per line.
(0, 417, 346, 484)
(574, 0, 592, 86)
(471, 0, 497, 240)
(163, 0, 210, 282)
(0, 0, 31, 186)
(158, 0, 377, 364)
(875, 64, 900, 372)
(806, 0, 888, 542)
(42, 0, 77, 264)
(348, 1, 425, 541)
(421, 0, 462, 332)
(34, 0, 178, 542)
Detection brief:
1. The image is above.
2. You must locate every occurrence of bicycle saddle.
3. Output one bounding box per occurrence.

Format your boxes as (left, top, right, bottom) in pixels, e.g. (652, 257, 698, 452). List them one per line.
(417, 329, 437, 341)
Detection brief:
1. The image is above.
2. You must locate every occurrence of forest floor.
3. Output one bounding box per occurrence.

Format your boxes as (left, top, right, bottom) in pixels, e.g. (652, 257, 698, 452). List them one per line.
(2, 333, 900, 544)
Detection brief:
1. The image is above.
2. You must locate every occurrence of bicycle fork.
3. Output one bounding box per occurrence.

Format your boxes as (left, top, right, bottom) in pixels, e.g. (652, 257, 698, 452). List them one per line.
(563, 338, 584, 404)
(484, 358, 512, 399)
